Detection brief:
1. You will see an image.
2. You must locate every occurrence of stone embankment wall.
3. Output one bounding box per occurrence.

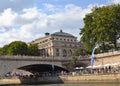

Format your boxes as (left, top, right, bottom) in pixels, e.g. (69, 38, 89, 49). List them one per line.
(60, 73, 120, 83)
(1, 73, 120, 85)
(0, 78, 21, 85)
(94, 51, 120, 66)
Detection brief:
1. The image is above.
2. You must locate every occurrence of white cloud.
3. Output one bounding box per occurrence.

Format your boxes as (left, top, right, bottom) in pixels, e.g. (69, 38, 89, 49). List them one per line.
(43, 3, 56, 12)
(110, 0, 120, 4)
(22, 7, 40, 20)
(0, 8, 18, 26)
(0, 25, 10, 33)
(0, 0, 34, 12)
(0, 4, 92, 47)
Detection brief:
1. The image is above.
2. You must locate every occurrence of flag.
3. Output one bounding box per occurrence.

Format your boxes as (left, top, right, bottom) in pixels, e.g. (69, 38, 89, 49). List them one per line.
(91, 47, 96, 68)
(52, 63, 54, 71)
(52, 63, 54, 76)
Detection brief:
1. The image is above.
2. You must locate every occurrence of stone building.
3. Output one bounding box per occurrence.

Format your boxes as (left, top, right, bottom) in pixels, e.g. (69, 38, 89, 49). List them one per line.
(29, 30, 82, 57)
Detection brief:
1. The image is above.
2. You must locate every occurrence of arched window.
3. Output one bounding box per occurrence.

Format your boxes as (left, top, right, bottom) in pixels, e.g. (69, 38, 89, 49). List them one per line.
(62, 49, 67, 57)
(56, 48, 59, 56)
(69, 49, 72, 55)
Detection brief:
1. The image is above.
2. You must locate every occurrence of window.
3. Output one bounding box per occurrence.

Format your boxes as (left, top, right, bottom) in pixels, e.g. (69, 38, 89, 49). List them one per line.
(50, 38, 54, 40)
(56, 38, 58, 40)
(69, 49, 72, 55)
(67, 39, 69, 41)
(56, 48, 59, 56)
(62, 49, 67, 57)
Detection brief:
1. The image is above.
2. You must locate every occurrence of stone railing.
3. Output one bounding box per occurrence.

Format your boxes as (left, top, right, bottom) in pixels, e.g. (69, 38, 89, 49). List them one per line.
(94, 51, 120, 58)
(0, 55, 88, 62)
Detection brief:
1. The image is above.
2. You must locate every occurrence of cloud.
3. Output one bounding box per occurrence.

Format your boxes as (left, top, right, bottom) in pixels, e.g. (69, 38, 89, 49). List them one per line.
(0, 8, 18, 26)
(43, 3, 56, 12)
(0, 25, 10, 33)
(0, 4, 92, 47)
(0, 0, 34, 12)
(110, 0, 120, 4)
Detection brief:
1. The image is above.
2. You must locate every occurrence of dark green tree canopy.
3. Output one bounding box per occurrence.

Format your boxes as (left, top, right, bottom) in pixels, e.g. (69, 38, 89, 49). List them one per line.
(73, 48, 86, 56)
(28, 44, 40, 56)
(71, 56, 78, 67)
(0, 41, 40, 56)
(0, 45, 9, 55)
(7, 41, 28, 55)
(80, 4, 120, 52)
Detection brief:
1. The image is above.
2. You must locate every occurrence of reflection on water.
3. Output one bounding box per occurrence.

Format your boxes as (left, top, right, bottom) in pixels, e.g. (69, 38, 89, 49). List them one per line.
(9, 84, 120, 86)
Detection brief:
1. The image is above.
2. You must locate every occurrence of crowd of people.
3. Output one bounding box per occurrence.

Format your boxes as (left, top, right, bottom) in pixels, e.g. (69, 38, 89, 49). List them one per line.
(1, 64, 120, 79)
(2, 70, 68, 79)
(72, 65, 120, 76)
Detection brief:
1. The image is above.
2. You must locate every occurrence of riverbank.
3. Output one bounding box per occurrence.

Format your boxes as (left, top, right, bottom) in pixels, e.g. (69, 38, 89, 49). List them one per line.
(0, 73, 120, 85)
(0, 78, 21, 85)
(60, 73, 120, 84)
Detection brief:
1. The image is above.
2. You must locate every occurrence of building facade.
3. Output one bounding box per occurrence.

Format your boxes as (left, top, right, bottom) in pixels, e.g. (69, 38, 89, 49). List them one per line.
(29, 30, 82, 57)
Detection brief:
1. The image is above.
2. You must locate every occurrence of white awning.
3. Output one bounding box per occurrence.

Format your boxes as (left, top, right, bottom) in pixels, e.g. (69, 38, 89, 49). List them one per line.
(86, 65, 102, 68)
(104, 62, 120, 67)
(75, 67, 84, 69)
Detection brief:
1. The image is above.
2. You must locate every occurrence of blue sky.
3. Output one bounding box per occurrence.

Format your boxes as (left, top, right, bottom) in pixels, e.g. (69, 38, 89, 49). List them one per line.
(35, 0, 109, 9)
(0, 0, 119, 47)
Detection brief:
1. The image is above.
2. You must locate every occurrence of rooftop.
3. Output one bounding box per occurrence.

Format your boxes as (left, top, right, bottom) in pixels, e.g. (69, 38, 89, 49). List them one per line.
(51, 30, 75, 37)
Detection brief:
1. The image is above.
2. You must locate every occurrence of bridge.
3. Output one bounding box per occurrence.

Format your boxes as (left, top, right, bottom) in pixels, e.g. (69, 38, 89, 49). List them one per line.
(0, 51, 120, 76)
(0, 55, 89, 75)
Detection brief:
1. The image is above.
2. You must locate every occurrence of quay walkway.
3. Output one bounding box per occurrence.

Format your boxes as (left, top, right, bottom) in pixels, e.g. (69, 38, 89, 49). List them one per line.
(0, 73, 120, 85)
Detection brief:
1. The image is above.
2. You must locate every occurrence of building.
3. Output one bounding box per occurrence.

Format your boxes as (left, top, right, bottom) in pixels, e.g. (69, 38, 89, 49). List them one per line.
(29, 30, 82, 57)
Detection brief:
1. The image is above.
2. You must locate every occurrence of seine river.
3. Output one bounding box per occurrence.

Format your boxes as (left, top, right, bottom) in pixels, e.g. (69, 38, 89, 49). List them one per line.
(9, 84, 120, 86)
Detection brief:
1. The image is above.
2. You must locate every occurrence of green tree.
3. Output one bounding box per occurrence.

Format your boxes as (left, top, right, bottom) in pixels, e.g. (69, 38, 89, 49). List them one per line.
(27, 44, 40, 56)
(0, 41, 40, 56)
(71, 56, 78, 67)
(80, 4, 120, 52)
(73, 48, 86, 56)
(7, 41, 28, 55)
(0, 45, 9, 55)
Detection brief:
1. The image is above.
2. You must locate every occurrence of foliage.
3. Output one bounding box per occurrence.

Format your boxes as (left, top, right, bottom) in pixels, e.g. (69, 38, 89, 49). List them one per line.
(7, 41, 28, 55)
(73, 48, 86, 56)
(80, 4, 120, 53)
(27, 44, 40, 56)
(0, 45, 9, 55)
(0, 41, 40, 56)
(71, 56, 78, 66)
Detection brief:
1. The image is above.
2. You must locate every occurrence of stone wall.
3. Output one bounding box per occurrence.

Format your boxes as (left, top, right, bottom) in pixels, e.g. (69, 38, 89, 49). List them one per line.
(60, 73, 120, 83)
(92, 51, 120, 66)
(94, 55, 120, 66)
(1, 73, 120, 85)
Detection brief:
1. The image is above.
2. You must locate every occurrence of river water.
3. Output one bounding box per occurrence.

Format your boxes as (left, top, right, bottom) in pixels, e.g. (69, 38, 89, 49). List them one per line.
(9, 84, 120, 86)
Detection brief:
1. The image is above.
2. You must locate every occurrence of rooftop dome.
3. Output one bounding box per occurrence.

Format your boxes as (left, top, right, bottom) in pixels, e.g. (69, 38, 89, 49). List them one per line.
(51, 30, 75, 37)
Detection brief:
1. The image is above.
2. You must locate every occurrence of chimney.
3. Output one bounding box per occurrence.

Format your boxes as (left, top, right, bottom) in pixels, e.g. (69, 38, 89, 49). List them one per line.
(60, 29, 63, 32)
(45, 32, 50, 36)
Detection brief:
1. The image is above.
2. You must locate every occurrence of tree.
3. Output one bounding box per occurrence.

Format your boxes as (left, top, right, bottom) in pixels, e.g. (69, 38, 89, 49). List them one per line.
(71, 56, 78, 67)
(80, 4, 120, 52)
(7, 41, 28, 55)
(0, 45, 9, 55)
(27, 44, 40, 56)
(0, 41, 40, 56)
(73, 48, 86, 56)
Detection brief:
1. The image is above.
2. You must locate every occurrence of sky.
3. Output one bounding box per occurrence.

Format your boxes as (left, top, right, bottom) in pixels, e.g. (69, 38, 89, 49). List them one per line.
(0, 0, 120, 47)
